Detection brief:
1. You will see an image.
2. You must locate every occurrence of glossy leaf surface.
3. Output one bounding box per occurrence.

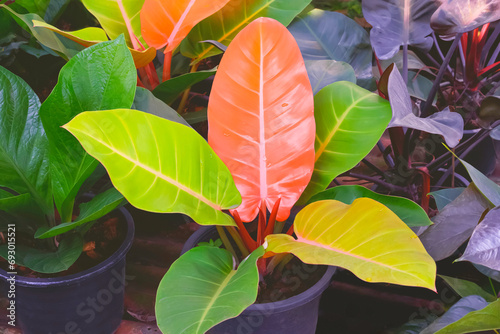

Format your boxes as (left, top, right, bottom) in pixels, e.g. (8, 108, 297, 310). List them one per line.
(458, 206, 500, 270)
(298, 81, 392, 204)
(387, 67, 464, 147)
(208, 18, 315, 222)
(82, 0, 146, 47)
(362, 0, 437, 59)
(156, 246, 264, 334)
(439, 275, 497, 302)
(305, 60, 356, 95)
(265, 199, 436, 290)
(308, 185, 432, 227)
(288, 10, 374, 89)
(429, 187, 466, 211)
(431, 0, 500, 39)
(64, 109, 241, 226)
(421, 295, 490, 334)
(153, 67, 217, 105)
(420, 184, 493, 261)
(0, 65, 52, 215)
(141, 0, 231, 52)
(435, 298, 500, 334)
(9, 0, 69, 23)
(0, 233, 83, 273)
(36, 188, 125, 239)
(180, 0, 311, 61)
(40, 37, 136, 222)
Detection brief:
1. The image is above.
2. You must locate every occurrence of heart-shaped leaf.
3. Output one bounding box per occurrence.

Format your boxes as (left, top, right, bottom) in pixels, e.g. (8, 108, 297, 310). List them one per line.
(40, 36, 136, 223)
(420, 295, 490, 334)
(387, 66, 464, 147)
(0, 65, 52, 216)
(420, 184, 492, 261)
(305, 60, 356, 94)
(36, 187, 126, 239)
(265, 198, 436, 290)
(362, 0, 438, 59)
(140, 0, 231, 52)
(288, 10, 375, 89)
(298, 81, 392, 204)
(153, 67, 217, 105)
(180, 0, 312, 61)
(458, 156, 500, 206)
(156, 246, 264, 334)
(431, 0, 500, 39)
(457, 206, 500, 270)
(208, 17, 315, 222)
(308, 185, 432, 227)
(63, 109, 241, 226)
(434, 298, 500, 334)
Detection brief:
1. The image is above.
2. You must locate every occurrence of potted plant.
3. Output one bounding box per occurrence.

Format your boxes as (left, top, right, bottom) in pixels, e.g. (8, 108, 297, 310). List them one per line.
(0, 36, 139, 333)
(63, 18, 437, 334)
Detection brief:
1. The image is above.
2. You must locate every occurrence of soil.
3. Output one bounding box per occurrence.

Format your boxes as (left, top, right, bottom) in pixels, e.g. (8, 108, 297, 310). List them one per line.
(0, 210, 127, 279)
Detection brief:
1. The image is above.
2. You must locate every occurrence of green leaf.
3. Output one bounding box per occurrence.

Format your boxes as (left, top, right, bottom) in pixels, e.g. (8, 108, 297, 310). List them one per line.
(39, 36, 136, 223)
(63, 109, 241, 226)
(36, 187, 125, 239)
(10, 0, 70, 23)
(265, 199, 436, 290)
(1, 4, 87, 59)
(308, 185, 432, 227)
(180, 0, 312, 61)
(429, 187, 465, 211)
(435, 298, 500, 334)
(298, 81, 392, 204)
(288, 10, 375, 89)
(0, 233, 83, 273)
(132, 87, 191, 127)
(156, 246, 264, 334)
(0, 65, 52, 216)
(0, 191, 44, 233)
(305, 60, 356, 95)
(439, 275, 497, 302)
(81, 0, 147, 47)
(152, 67, 216, 105)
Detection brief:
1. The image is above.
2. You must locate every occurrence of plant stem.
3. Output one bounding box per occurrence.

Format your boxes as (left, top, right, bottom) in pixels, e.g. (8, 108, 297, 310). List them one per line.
(257, 200, 266, 245)
(264, 198, 280, 237)
(216, 226, 238, 261)
(226, 226, 249, 257)
(162, 51, 172, 82)
(482, 22, 500, 68)
(274, 221, 285, 234)
(422, 33, 463, 117)
(432, 32, 453, 75)
(489, 277, 497, 296)
(402, 42, 408, 83)
(232, 211, 256, 251)
(177, 62, 200, 113)
(346, 172, 406, 193)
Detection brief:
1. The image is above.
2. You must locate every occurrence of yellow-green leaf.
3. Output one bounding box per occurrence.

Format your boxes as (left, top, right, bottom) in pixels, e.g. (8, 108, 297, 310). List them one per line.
(265, 198, 436, 290)
(63, 109, 241, 226)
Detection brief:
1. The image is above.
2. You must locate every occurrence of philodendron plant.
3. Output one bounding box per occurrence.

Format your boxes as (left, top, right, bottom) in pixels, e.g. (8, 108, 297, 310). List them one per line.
(63, 18, 436, 333)
(0, 36, 147, 274)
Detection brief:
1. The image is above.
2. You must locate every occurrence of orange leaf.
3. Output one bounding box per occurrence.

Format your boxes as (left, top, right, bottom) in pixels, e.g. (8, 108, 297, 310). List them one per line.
(208, 18, 315, 222)
(140, 0, 230, 53)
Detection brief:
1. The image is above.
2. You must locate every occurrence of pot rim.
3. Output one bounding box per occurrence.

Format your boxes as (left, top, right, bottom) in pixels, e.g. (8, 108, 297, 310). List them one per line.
(182, 226, 336, 315)
(0, 206, 135, 287)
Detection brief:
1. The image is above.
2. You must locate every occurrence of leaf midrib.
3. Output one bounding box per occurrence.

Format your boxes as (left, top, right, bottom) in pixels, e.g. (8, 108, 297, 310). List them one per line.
(67, 127, 223, 211)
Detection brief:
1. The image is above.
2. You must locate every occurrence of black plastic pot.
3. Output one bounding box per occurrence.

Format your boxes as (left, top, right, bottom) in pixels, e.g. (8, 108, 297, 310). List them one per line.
(182, 226, 336, 334)
(0, 207, 135, 334)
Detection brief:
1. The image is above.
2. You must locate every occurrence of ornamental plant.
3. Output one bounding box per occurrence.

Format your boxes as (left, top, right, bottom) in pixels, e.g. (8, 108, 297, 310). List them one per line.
(63, 18, 437, 334)
(0, 37, 139, 274)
